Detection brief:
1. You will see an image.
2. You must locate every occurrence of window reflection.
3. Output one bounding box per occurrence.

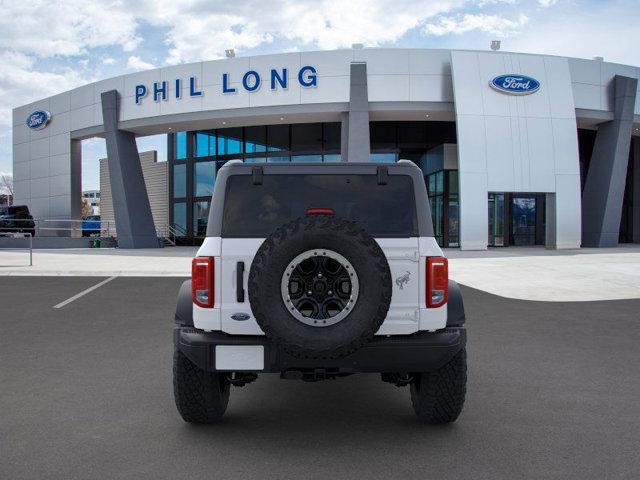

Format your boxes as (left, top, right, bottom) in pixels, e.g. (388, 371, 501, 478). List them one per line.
(195, 131, 215, 157)
(174, 131, 187, 160)
(370, 153, 397, 163)
(173, 164, 186, 198)
(291, 124, 322, 151)
(193, 201, 210, 237)
(291, 154, 322, 162)
(323, 123, 341, 151)
(218, 127, 242, 155)
(173, 202, 187, 233)
(245, 126, 267, 153)
(194, 161, 215, 197)
(267, 124, 289, 152)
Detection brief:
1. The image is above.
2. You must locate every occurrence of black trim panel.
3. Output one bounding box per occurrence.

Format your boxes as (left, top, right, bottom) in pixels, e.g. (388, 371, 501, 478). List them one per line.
(447, 280, 465, 326)
(174, 280, 194, 327)
(236, 261, 245, 302)
(175, 326, 466, 374)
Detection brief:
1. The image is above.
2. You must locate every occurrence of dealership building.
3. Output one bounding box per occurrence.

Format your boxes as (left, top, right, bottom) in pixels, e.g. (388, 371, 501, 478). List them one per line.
(11, 48, 640, 249)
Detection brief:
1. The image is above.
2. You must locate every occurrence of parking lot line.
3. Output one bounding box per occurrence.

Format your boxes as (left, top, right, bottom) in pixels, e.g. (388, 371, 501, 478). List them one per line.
(53, 276, 118, 309)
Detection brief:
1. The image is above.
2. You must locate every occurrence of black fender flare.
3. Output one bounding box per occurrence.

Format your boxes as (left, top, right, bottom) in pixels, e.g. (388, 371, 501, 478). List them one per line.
(175, 280, 193, 326)
(447, 280, 465, 326)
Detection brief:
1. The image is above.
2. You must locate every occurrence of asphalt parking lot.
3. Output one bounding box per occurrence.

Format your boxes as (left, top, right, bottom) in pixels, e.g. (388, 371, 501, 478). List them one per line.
(1, 277, 639, 479)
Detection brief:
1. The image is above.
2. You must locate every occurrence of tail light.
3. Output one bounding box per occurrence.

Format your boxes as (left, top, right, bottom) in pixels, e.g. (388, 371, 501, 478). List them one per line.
(305, 208, 335, 215)
(426, 257, 448, 308)
(192, 257, 214, 308)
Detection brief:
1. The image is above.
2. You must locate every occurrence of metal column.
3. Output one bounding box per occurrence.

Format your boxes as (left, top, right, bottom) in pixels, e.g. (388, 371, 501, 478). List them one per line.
(582, 75, 638, 247)
(101, 90, 159, 248)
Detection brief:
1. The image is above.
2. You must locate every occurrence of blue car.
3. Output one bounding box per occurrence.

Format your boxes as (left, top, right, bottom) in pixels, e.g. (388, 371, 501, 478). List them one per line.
(82, 215, 101, 237)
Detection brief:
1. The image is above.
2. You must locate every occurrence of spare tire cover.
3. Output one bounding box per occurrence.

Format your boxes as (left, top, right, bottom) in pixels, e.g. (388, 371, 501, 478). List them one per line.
(248, 214, 392, 359)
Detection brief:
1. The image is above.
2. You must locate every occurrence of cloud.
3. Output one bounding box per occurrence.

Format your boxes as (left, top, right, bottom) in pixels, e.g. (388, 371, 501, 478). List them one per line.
(134, 0, 466, 64)
(0, 51, 87, 125)
(126, 55, 156, 72)
(102, 57, 116, 65)
(0, 51, 89, 172)
(507, 8, 640, 66)
(0, 0, 141, 57)
(538, 0, 558, 7)
(424, 13, 529, 36)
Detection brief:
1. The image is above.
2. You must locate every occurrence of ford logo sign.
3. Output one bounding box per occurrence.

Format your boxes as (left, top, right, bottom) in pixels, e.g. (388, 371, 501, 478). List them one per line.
(490, 74, 540, 95)
(231, 313, 251, 321)
(26, 110, 51, 130)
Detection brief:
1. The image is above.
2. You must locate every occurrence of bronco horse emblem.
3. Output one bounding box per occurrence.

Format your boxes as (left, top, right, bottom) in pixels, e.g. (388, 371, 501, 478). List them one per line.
(395, 271, 411, 290)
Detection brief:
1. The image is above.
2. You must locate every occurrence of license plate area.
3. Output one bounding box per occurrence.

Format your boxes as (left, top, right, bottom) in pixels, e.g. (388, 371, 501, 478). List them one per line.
(215, 345, 264, 371)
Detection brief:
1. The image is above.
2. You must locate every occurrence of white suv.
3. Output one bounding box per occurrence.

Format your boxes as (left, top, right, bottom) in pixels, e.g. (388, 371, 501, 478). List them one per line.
(173, 160, 467, 424)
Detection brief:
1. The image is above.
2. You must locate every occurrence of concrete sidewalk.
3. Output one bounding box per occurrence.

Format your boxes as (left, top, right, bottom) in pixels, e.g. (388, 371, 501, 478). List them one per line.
(447, 245, 640, 301)
(1, 245, 639, 301)
(0, 247, 197, 277)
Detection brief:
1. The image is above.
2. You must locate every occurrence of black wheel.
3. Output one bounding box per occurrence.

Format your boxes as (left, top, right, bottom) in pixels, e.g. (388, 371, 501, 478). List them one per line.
(248, 214, 392, 359)
(173, 348, 230, 423)
(410, 348, 467, 424)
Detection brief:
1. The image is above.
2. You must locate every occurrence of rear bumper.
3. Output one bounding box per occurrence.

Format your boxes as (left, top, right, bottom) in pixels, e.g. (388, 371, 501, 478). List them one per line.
(174, 326, 466, 374)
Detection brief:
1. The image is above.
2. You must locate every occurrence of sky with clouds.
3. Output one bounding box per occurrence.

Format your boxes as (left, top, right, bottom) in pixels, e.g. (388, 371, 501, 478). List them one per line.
(0, 0, 638, 191)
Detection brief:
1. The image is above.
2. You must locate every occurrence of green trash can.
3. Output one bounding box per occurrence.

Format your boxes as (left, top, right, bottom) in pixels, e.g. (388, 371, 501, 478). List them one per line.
(91, 238, 101, 248)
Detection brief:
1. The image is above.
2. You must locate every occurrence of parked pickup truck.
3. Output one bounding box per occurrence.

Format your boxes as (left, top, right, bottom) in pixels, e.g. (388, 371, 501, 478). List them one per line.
(0, 205, 35, 237)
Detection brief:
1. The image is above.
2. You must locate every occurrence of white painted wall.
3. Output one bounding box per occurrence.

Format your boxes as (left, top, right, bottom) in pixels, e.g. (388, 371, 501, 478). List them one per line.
(451, 50, 582, 250)
(569, 57, 640, 113)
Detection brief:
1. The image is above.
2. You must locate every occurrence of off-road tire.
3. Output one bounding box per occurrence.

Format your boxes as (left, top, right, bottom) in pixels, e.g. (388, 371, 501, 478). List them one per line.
(248, 214, 392, 359)
(410, 348, 467, 424)
(173, 348, 230, 423)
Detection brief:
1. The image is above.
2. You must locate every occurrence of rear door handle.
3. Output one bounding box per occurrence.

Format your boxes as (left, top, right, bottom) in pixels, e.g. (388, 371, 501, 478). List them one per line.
(236, 261, 245, 303)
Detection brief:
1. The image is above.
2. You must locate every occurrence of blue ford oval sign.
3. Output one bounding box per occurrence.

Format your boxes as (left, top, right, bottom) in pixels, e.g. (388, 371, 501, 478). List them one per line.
(490, 74, 540, 95)
(26, 110, 51, 130)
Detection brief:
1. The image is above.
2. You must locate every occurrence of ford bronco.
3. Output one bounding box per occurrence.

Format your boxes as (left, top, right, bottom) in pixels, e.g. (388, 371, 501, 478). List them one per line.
(173, 160, 467, 424)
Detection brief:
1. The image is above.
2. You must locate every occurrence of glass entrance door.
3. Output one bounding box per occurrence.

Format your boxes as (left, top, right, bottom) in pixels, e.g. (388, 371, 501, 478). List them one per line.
(510, 196, 537, 246)
(488, 193, 505, 246)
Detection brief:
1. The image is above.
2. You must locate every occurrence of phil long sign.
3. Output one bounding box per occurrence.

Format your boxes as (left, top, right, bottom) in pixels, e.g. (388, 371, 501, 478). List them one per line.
(490, 74, 540, 95)
(135, 66, 318, 105)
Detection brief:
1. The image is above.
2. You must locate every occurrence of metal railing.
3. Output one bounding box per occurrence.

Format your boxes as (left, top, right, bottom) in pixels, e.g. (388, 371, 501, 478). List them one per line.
(0, 232, 33, 266)
(1, 219, 188, 249)
(0, 218, 115, 237)
(156, 223, 188, 246)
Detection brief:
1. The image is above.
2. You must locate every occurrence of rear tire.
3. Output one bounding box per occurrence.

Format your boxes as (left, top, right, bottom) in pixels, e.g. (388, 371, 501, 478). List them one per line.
(410, 348, 467, 424)
(173, 348, 230, 423)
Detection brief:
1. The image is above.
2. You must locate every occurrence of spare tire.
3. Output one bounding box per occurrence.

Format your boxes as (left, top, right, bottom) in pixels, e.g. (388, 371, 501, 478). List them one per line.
(248, 214, 392, 359)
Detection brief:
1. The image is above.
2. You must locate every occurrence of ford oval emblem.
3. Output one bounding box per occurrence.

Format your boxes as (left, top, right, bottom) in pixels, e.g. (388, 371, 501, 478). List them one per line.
(26, 110, 51, 130)
(490, 74, 540, 95)
(231, 313, 251, 321)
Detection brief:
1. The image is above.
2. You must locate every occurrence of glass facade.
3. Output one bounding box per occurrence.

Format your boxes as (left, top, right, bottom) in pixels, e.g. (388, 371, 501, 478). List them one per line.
(425, 170, 459, 247)
(419, 142, 460, 248)
(168, 121, 458, 243)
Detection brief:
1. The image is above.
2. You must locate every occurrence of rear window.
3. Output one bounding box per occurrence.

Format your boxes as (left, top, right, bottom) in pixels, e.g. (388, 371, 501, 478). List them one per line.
(222, 174, 418, 237)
